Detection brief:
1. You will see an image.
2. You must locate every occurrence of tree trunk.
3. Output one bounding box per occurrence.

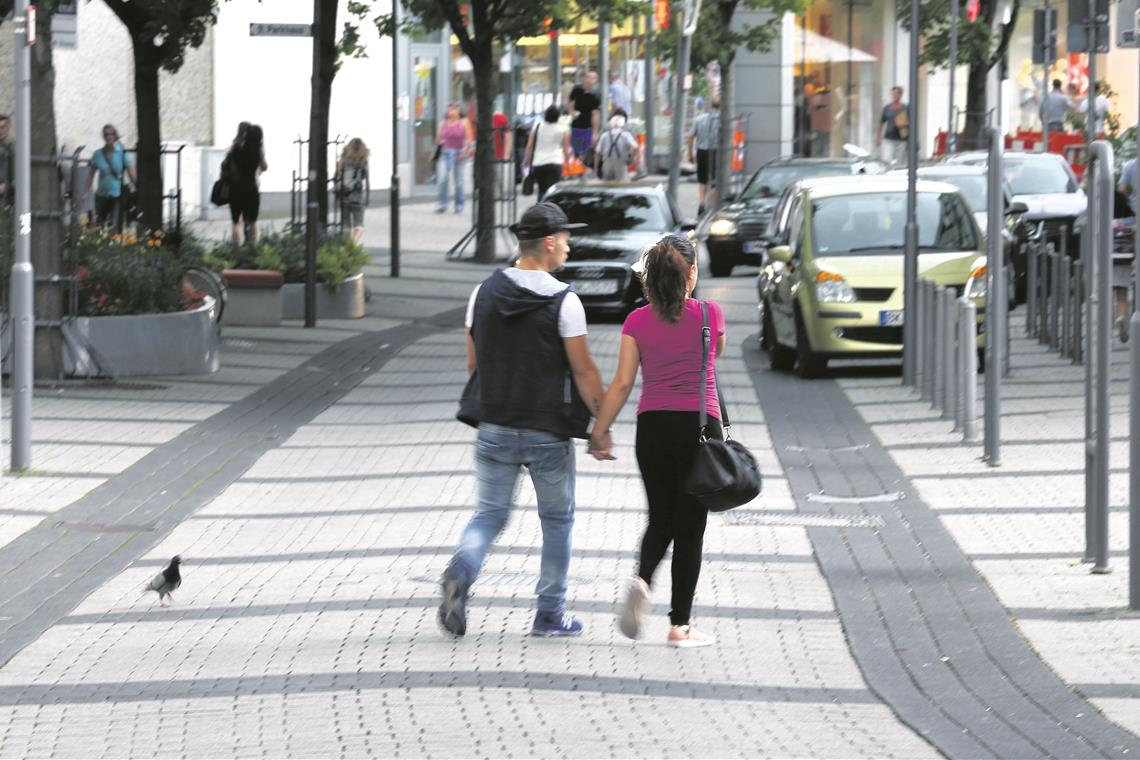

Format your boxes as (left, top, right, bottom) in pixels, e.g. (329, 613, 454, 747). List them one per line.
(962, 63, 989, 151)
(716, 52, 735, 210)
(30, 5, 63, 378)
(310, 0, 338, 227)
(472, 42, 497, 263)
(131, 40, 163, 231)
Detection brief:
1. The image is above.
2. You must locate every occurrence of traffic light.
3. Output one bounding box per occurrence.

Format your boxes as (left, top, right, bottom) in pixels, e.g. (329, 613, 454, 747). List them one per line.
(1068, 0, 1111, 53)
(1033, 8, 1058, 63)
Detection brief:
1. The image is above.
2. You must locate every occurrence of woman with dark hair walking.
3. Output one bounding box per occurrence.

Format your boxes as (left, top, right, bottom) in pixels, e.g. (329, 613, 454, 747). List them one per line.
(589, 234, 725, 648)
(226, 123, 267, 245)
(524, 104, 570, 201)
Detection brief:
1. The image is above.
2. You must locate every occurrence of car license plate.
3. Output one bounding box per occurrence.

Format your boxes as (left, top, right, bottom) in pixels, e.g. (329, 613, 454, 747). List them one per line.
(742, 241, 761, 254)
(570, 280, 619, 296)
(880, 309, 904, 327)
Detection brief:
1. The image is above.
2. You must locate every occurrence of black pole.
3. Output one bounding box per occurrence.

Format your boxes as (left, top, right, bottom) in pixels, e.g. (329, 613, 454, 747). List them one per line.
(304, 0, 321, 327)
(390, 0, 400, 278)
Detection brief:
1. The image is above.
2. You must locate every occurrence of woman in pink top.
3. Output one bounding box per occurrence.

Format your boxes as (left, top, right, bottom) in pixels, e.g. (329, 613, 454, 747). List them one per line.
(589, 234, 726, 648)
(436, 102, 473, 213)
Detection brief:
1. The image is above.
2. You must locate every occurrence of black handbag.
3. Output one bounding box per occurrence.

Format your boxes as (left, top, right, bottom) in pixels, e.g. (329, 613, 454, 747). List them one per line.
(683, 301, 762, 511)
(522, 171, 536, 196)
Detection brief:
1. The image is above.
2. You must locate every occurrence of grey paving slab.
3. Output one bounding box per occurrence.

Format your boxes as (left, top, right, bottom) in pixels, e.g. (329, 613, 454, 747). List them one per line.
(745, 344, 1138, 758)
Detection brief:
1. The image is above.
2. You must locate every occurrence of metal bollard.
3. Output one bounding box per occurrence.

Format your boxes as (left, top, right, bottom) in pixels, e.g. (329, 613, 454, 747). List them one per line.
(925, 280, 938, 402)
(1061, 256, 1072, 359)
(959, 297, 979, 441)
(1071, 259, 1080, 366)
(1038, 245, 1050, 344)
(915, 279, 925, 392)
(942, 288, 956, 421)
(1050, 251, 1062, 350)
(1130, 310, 1140, 608)
(1026, 241, 1038, 337)
(932, 285, 946, 409)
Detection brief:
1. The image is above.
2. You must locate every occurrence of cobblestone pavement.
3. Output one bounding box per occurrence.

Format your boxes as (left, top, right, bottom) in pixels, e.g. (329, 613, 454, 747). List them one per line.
(837, 318, 1140, 743)
(0, 185, 1135, 757)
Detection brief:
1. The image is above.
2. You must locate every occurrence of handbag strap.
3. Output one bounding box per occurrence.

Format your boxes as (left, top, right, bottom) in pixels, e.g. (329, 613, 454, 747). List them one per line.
(696, 301, 732, 442)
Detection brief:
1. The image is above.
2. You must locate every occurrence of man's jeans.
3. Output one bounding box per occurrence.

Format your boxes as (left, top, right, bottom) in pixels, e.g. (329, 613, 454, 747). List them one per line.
(436, 147, 464, 211)
(447, 423, 576, 615)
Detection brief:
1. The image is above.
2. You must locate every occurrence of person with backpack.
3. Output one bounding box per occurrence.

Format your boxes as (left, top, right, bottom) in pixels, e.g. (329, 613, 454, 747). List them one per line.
(82, 124, 137, 232)
(336, 138, 370, 244)
(594, 110, 639, 182)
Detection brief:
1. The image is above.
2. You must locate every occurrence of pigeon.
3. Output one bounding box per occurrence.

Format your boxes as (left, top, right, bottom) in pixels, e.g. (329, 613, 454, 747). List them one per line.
(145, 555, 182, 606)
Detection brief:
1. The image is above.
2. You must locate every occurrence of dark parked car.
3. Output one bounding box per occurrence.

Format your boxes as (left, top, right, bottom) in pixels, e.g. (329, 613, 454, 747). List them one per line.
(699, 156, 886, 277)
(543, 181, 697, 315)
(943, 151, 1086, 300)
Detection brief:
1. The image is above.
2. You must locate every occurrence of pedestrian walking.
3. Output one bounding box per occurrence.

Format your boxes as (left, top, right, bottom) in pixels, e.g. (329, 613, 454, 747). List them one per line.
(1040, 79, 1070, 134)
(439, 201, 605, 639)
(594, 110, 639, 182)
(589, 234, 725, 648)
(225, 123, 267, 245)
(336, 137, 370, 244)
(1070, 81, 1111, 135)
(876, 86, 908, 166)
(569, 70, 602, 162)
(608, 70, 633, 117)
(809, 84, 832, 157)
(524, 105, 571, 202)
(82, 124, 137, 232)
(687, 98, 721, 216)
(436, 103, 472, 214)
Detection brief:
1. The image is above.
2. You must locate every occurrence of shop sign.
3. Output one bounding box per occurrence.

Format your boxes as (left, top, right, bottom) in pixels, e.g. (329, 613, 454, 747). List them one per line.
(655, 0, 670, 29)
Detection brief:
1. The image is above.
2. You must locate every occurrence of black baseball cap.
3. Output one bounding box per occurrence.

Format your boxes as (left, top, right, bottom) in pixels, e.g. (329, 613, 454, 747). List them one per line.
(510, 202, 586, 240)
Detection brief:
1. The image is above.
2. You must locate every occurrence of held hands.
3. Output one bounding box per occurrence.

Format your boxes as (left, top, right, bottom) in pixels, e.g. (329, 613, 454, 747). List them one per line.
(587, 430, 616, 461)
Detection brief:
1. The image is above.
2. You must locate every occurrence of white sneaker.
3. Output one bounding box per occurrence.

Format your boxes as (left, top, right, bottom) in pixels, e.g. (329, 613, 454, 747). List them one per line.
(667, 625, 715, 648)
(617, 577, 650, 639)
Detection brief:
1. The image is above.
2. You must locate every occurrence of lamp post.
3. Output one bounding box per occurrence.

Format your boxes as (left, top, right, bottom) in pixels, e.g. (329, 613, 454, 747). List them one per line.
(667, 0, 701, 207)
(902, 0, 919, 385)
(948, 0, 958, 153)
(9, 0, 34, 471)
(390, 0, 400, 279)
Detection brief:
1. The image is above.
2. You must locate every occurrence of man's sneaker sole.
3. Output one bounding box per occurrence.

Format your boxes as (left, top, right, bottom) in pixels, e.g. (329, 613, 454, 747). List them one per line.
(438, 578, 466, 637)
(529, 627, 583, 638)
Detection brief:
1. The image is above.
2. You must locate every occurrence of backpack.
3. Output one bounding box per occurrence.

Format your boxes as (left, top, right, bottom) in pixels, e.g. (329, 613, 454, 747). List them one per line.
(602, 129, 634, 164)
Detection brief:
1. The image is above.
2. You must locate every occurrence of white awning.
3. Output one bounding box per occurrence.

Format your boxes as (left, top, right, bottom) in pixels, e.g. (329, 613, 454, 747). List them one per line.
(796, 28, 876, 64)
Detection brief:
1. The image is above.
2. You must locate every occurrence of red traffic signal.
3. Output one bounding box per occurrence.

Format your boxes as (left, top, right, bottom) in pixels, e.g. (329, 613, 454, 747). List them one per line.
(966, 0, 980, 22)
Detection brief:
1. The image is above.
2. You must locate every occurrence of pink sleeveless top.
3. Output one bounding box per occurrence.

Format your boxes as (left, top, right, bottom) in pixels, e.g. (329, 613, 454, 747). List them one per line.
(440, 120, 468, 150)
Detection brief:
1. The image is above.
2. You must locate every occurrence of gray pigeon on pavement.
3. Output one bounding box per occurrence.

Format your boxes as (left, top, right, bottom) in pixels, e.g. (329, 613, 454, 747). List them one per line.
(145, 555, 182, 606)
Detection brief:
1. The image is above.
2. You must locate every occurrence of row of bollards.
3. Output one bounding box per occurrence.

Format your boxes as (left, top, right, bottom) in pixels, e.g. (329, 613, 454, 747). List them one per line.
(915, 278, 979, 442)
(1025, 232, 1085, 364)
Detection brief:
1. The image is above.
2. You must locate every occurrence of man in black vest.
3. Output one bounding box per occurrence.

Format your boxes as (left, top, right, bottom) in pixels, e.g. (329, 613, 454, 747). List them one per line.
(441, 202, 605, 638)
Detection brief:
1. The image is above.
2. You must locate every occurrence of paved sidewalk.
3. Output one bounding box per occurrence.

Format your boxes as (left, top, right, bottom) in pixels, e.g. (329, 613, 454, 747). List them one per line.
(836, 315, 1140, 741)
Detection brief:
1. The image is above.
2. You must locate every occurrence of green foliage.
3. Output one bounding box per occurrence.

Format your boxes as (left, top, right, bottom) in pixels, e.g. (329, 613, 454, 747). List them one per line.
(103, 0, 218, 74)
(72, 229, 203, 316)
(317, 238, 371, 290)
(899, 0, 1020, 73)
(677, 0, 807, 70)
(207, 229, 368, 287)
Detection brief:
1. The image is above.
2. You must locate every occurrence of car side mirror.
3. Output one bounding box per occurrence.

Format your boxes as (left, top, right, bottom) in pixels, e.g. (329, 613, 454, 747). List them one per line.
(768, 245, 792, 264)
(678, 219, 698, 232)
(1005, 201, 1029, 216)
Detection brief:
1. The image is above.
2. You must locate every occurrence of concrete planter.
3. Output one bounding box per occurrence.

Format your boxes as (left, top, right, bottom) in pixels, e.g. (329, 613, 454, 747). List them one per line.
(281, 272, 366, 320)
(62, 297, 220, 377)
(222, 269, 284, 327)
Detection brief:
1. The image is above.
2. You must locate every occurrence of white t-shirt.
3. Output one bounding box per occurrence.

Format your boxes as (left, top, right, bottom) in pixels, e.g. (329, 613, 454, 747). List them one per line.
(1075, 94, 1110, 134)
(531, 122, 567, 167)
(465, 267, 587, 338)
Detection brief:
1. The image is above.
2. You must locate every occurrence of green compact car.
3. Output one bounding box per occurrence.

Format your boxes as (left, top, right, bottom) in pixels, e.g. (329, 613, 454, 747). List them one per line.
(759, 176, 987, 377)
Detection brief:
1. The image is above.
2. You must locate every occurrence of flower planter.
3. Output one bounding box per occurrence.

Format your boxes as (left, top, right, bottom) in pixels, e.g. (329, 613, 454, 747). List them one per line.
(280, 272, 366, 321)
(222, 269, 284, 327)
(62, 297, 220, 377)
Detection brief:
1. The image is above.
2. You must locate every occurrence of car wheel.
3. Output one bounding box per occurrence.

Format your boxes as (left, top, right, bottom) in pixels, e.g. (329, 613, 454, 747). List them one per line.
(795, 311, 827, 379)
(768, 309, 796, 372)
(709, 256, 733, 278)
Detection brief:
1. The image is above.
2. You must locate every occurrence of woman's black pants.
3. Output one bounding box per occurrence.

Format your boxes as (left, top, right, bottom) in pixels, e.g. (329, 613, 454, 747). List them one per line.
(634, 410, 722, 626)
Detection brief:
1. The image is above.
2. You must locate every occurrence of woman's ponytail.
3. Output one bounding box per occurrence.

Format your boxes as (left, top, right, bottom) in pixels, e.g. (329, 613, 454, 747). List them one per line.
(639, 234, 696, 323)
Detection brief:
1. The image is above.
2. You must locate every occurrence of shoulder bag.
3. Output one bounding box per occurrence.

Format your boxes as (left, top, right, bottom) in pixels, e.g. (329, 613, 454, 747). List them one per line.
(683, 301, 762, 511)
(521, 123, 539, 196)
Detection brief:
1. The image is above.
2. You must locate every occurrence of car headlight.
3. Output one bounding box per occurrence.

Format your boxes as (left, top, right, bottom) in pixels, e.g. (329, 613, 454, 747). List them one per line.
(964, 262, 987, 300)
(708, 218, 737, 237)
(631, 256, 646, 276)
(815, 271, 856, 303)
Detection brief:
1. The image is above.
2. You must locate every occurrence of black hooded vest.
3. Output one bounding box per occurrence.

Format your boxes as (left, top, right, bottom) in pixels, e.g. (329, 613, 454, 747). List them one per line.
(457, 269, 590, 439)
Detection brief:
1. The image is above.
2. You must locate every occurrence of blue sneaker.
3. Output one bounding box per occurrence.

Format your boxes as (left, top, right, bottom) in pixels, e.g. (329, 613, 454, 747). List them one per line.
(438, 569, 469, 637)
(530, 611, 583, 637)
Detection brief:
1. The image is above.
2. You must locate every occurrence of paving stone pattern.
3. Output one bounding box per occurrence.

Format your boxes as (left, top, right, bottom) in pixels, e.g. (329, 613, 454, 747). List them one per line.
(0, 270, 938, 758)
(837, 317, 1140, 744)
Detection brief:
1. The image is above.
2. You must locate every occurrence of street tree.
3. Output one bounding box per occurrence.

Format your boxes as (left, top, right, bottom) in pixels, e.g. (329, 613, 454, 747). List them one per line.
(378, 0, 636, 262)
(102, 0, 217, 231)
(904, 0, 1020, 148)
(0, 0, 66, 376)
